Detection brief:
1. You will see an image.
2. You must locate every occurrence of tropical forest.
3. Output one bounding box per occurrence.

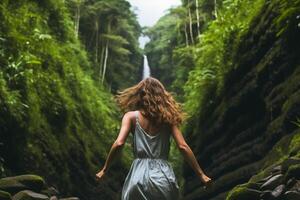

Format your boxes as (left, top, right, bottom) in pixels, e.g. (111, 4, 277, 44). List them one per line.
(0, 0, 299, 200)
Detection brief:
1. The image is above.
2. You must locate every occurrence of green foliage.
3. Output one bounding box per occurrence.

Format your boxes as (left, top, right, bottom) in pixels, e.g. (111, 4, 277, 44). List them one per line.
(183, 0, 264, 115)
(77, 0, 142, 92)
(0, 0, 132, 198)
(144, 13, 183, 92)
(171, 46, 195, 100)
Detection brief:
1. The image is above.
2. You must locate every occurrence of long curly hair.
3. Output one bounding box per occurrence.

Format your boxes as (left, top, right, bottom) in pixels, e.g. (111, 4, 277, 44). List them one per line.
(115, 77, 185, 126)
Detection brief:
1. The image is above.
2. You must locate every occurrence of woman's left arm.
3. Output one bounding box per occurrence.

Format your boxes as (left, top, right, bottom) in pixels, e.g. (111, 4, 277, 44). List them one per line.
(95, 112, 132, 181)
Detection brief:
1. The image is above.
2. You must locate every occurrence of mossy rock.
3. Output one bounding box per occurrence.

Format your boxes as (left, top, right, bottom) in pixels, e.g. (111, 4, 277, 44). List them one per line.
(260, 174, 284, 190)
(40, 187, 59, 197)
(0, 190, 12, 200)
(0, 175, 45, 195)
(286, 164, 300, 180)
(226, 186, 261, 200)
(284, 191, 300, 200)
(12, 190, 49, 200)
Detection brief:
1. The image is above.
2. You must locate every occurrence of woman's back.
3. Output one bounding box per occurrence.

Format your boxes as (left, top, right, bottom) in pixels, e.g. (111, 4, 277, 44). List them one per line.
(121, 110, 179, 200)
(134, 110, 171, 159)
(96, 77, 211, 199)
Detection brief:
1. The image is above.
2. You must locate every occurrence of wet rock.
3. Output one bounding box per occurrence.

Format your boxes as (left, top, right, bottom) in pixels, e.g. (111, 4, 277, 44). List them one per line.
(286, 178, 296, 188)
(257, 175, 274, 184)
(0, 175, 45, 194)
(12, 190, 49, 200)
(283, 191, 300, 200)
(271, 165, 282, 175)
(40, 187, 59, 197)
(282, 159, 300, 171)
(271, 184, 285, 198)
(260, 174, 284, 190)
(286, 164, 300, 180)
(229, 188, 261, 200)
(49, 196, 58, 200)
(289, 180, 300, 192)
(0, 190, 12, 200)
(247, 182, 262, 190)
(260, 190, 272, 199)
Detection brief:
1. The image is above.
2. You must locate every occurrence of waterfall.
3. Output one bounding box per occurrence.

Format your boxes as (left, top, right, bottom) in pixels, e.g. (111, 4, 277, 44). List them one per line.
(142, 55, 151, 79)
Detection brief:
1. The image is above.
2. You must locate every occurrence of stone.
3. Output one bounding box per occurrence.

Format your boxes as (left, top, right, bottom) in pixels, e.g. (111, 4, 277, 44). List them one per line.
(289, 180, 300, 192)
(49, 196, 58, 200)
(271, 165, 282, 175)
(286, 178, 296, 188)
(260, 174, 284, 190)
(286, 164, 300, 180)
(271, 184, 285, 198)
(0, 175, 45, 194)
(247, 182, 262, 190)
(228, 187, 261, 200)
(281, 159, 300, 174)
(283, 191, 300, 200)
(260, 190, 272, 199)
(40, 187, 59, 197)
(59, 198, 79, 200)
(12, 190, 49, 200)
(282, 158, 300, 168)
(0, 190, 12, 200)
(259, 175, 274, 183)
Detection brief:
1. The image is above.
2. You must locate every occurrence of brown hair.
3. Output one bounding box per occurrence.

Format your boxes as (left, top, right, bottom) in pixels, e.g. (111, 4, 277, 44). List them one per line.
(115, 77, 185, 126)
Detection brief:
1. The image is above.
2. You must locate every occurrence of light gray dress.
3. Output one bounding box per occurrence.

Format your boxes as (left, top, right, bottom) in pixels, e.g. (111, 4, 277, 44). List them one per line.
(121, 111, 179, 200)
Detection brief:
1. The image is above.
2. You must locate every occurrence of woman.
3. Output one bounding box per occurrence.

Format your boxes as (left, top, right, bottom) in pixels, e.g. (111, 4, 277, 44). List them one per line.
(96, 77, 211, 200)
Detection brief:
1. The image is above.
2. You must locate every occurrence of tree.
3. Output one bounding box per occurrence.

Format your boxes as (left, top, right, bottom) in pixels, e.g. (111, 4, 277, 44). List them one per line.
(78, 0, 142, 91)
(66, 0, 84, 38)
(187, 0, 195, 45)
(195, 0, 201, 38)
(170, 7, 189, 46)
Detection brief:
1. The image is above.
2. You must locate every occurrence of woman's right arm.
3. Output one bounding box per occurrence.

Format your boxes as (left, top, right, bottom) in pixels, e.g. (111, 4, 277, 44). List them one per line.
(171, 125, 212, 184)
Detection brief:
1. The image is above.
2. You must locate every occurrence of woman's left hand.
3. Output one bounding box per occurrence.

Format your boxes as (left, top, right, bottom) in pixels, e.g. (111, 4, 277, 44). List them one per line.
(95, 169, 106, 181)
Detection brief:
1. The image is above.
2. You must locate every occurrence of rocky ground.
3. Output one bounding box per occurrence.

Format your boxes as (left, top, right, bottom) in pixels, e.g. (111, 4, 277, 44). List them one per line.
(227, 158, 300, 200)
(0, 175, 80, 200)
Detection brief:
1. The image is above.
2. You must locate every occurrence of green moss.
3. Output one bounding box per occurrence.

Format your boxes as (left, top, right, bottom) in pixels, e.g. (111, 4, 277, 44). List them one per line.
(286, 164, 300, 180)
(183, 0, 265, 115)
(0, 0, 129, 199)
(227, 132, 300, 199)
(226, 184, 261, 200)
(0, 190, 11, 200)
(0, 175, 45, 194)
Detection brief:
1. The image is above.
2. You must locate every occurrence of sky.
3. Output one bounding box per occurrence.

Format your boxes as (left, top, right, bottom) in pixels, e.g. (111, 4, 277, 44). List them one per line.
(126, 0, 182, 48)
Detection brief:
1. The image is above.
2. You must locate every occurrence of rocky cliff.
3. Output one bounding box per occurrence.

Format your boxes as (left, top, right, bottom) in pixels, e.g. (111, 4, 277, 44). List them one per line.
(182, 0, 300, 199)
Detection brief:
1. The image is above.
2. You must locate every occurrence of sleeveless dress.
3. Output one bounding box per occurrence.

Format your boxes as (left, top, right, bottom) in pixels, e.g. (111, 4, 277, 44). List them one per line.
(121, 111, 180, 200)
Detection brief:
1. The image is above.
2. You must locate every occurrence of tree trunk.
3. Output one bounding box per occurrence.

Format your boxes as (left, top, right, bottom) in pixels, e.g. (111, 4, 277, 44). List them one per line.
(101, 41, 109, 84)
(74, 0, 81, 38)
(95, 20, 99, 63)
(184, 22, 189, 46)
(195, 0, 201, 38)
(187, 0, 194, 45)
(214, 0, 218, 19)
(99, 45, 105, 82)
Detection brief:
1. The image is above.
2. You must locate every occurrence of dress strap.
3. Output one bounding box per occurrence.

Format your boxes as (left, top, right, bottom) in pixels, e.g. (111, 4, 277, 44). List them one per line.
(135, 110, 139, 124)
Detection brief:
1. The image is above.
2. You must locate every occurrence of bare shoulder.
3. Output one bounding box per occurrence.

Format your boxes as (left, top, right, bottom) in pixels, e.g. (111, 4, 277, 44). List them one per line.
(122, 111, 136, 122)
(121, 111, 136, 131)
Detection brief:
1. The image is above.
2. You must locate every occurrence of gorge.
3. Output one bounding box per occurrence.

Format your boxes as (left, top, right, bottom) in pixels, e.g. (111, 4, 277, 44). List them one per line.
(0, 0, 299, 200)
